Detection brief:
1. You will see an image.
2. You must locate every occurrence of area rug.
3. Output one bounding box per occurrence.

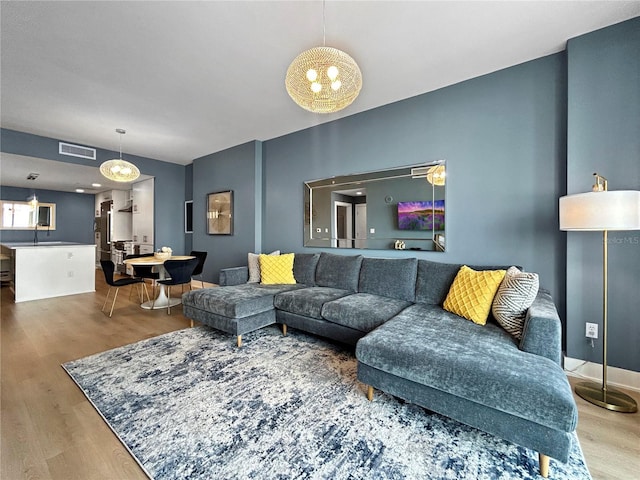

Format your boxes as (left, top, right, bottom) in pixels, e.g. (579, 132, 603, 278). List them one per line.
(62, 326, 591, 480)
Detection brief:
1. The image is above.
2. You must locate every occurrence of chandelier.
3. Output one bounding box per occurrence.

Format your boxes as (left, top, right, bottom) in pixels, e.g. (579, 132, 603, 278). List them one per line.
(426, 165, 446, 186)
(285, 2, 362, 114)
(100, 129, 140, 182)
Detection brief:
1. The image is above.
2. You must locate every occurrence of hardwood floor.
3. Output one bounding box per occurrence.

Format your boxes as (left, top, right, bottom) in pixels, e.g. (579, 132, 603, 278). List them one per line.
(1, 271, 187, 479)
(567, 376, 640, 480)
(1, 271, 639, 479)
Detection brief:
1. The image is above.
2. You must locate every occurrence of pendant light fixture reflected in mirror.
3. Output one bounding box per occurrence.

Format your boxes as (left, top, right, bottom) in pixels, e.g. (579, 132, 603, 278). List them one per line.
(100, 129, 140, 182)
(426, 164, 446, 186)
(285, 0, 362, 114)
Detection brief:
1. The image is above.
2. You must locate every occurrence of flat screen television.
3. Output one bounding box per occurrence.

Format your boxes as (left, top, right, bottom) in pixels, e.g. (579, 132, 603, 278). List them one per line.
(397, 200, 445, 231)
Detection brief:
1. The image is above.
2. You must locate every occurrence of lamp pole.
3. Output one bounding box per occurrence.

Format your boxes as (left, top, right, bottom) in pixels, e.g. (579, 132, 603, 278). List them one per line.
(569, 174, 637, 412)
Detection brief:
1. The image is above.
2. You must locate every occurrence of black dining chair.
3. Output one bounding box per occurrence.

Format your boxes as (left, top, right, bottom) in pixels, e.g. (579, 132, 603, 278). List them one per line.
(125, 253, 160, 298)
(100, 260, 150, 317)
(155, 258, 199, 314)
(189, 250, 208, 288)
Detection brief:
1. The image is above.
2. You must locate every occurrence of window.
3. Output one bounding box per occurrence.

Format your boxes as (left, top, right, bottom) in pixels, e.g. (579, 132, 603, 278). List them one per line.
(0, 200, 56, 230)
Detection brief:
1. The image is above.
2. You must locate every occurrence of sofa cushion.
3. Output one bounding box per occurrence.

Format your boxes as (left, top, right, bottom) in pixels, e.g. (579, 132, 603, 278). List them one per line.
(182, 284, 299, 319)
(315, 253, 363, 292)
(443, 266, 506, 325)
(415, 260, 463, 305)
(355, 304, 577, 433)
(259, 253, 296, 284)
(321, 293, 411, 332)
(492, 266, 539, 339)
(415, 260, 517, 306)
(293, 253, 320, 286)
(274, 287, 351, 319)
(358, 257, 418, 302)
(248, 250, 280, 283)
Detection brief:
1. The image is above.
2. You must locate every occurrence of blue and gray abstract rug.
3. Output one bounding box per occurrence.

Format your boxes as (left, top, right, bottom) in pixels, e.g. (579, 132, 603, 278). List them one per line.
(62, 326, 591, 480)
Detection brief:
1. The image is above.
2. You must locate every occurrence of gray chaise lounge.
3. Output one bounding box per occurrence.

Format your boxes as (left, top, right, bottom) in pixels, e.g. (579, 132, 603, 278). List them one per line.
(181, 252, 577, 477)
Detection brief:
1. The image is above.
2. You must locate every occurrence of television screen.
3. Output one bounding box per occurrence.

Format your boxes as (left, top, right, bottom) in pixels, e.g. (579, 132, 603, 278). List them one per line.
(398, 200, 445, 231)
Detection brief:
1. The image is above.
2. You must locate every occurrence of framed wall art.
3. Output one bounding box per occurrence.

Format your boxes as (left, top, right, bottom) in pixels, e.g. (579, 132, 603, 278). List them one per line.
(207, 190, 233, 235)
(184, 200, 193, 233)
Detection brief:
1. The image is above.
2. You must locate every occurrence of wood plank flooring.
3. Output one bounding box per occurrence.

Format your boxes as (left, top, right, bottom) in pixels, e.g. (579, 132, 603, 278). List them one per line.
(1, 271, 639, 479)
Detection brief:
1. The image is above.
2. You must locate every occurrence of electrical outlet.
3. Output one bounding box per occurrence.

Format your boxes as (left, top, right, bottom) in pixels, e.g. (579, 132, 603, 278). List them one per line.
(585, 322, 598, 339)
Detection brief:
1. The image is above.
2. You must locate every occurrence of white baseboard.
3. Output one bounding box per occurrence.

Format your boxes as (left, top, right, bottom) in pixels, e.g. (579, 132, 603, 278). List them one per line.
(564, 357, 640, 392)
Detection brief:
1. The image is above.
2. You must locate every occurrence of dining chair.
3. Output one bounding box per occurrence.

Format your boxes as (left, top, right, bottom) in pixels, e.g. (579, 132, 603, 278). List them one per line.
(100, 260, 150, 317)
(125, 253, 160, 298)
(155, 257, 199, 314)
(189, 250, 208, 288)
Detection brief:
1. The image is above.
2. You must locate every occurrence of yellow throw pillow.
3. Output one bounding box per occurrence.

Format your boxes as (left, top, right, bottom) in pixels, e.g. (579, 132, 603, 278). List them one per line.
(259, 253, 296, 285)
(443, 265, 506, 325)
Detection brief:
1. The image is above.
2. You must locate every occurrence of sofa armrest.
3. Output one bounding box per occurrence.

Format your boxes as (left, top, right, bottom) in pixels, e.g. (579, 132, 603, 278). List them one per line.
(519, 289, 562, 365)
(219, 266, 249, 286)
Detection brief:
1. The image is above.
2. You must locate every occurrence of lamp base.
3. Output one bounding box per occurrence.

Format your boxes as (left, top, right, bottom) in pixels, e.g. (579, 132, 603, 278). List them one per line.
(575, 381, 637, 413)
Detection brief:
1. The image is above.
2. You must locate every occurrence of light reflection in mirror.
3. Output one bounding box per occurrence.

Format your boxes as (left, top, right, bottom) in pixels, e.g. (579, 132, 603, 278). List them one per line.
(304, 161, 445, 251)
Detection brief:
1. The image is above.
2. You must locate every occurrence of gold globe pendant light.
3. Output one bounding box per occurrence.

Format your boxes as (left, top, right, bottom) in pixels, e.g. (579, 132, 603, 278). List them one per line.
(100, 129, 140, 183)
(285, 2, 362, 114)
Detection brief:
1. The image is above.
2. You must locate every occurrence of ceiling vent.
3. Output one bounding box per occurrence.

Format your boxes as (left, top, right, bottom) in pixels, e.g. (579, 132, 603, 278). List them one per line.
(59, 142, 96, 160)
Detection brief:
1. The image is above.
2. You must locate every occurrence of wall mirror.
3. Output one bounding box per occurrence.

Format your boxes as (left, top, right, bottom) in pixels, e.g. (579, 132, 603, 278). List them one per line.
(304, 161, 445, 251)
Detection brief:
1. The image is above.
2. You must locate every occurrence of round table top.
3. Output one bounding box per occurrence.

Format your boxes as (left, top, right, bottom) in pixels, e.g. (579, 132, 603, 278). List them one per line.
(123, 255, 195, 266)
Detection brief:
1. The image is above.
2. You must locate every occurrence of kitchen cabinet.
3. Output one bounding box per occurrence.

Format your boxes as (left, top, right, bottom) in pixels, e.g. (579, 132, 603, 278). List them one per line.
(110, 190, 132, 241)
(132, 178, 154, 249)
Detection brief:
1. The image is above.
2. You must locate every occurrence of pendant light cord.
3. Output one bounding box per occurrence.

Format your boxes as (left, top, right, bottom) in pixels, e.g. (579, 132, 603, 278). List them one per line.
(322, 0, 326, 46)
(116, 128, 126, 161)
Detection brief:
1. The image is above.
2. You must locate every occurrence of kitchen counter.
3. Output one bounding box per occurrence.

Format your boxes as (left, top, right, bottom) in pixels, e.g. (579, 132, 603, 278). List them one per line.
(2, 241, 90, 248)
(1, 242, 96, 303)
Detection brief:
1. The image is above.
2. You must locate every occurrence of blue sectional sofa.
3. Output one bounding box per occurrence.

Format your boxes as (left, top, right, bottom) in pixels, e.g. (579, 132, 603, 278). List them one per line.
(181, 252, 577, 477)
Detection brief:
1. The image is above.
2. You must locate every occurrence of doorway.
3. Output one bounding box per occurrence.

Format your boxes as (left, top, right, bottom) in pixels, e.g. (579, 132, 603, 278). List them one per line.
(333, 201, 353, 248)
(355, 203, 367, 249)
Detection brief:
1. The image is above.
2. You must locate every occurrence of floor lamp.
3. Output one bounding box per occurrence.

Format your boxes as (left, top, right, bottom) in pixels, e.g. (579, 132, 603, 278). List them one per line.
(559, 173, 640, 413)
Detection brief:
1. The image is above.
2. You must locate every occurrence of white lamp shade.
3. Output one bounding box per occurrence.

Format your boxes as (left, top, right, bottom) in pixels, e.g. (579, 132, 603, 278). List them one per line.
(559, 190, 640, 231)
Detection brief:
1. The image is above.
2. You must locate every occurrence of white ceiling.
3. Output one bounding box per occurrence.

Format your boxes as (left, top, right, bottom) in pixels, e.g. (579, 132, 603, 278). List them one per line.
(1, 1, 639, 174)
(0, 153, 153, 194)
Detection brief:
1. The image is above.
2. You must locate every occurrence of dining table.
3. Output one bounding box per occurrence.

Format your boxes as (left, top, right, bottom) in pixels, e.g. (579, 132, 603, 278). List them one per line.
(123, 255, 195, 310)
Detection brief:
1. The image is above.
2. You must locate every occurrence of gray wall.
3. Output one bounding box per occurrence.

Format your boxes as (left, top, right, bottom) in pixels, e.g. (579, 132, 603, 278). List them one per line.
(0, 186, 94, 244)
(191, 141, 260, 283)
(566, 18, 640, 371)
(0, 129, 186, 255)
(263, 53, 567, 318)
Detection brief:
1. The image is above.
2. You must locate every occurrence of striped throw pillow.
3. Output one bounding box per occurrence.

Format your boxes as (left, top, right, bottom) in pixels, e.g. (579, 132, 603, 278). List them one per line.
(492, 266, 539, 339)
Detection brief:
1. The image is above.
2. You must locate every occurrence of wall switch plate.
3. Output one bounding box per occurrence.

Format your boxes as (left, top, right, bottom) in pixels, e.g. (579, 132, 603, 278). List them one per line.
(586, 322, 598, 339)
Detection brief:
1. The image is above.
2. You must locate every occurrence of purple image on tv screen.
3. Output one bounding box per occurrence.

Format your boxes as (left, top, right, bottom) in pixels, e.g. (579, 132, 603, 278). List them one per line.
(398, 200, 445, 230)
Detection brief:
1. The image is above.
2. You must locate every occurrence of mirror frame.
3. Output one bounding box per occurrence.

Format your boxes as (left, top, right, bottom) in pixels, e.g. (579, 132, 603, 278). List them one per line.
(304, 161, 445, 251)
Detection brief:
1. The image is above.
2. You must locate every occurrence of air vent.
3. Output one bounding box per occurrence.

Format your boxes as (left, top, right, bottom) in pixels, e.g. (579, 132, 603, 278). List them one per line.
(59, 142, 96, 160)
(27, 172, 39, 180)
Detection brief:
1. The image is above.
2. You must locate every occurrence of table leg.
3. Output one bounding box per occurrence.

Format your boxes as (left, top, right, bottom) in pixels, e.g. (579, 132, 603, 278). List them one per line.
(140, 266, 182, 310)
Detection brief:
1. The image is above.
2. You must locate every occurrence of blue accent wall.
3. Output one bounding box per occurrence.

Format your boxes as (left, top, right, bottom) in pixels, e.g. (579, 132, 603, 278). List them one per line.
(1, 129, 186, 255)
(0, 186, 94, 244)
(262, 53, 567, 316)
(191, 141, 260, 283)
(566, 17, 640, 372)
